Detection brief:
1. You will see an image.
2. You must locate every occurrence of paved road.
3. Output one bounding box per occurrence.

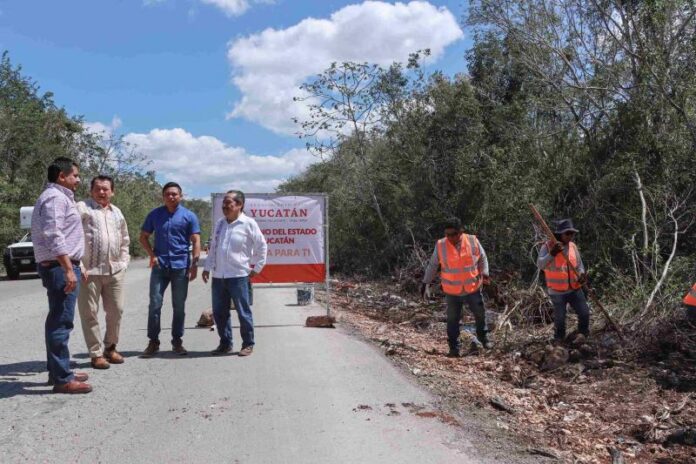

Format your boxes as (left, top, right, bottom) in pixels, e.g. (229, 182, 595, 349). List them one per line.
(0, 259, 531, 463)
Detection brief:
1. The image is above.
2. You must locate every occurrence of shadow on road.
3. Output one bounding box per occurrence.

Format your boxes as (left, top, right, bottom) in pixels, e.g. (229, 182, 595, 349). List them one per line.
(0, 380, 52, 398)
(72, 350, 241, 359)
(143, 350, 243, 358)
(135, 324, 307, 331)
(0, 360, 45, 376)
(0, 360, 51, 398)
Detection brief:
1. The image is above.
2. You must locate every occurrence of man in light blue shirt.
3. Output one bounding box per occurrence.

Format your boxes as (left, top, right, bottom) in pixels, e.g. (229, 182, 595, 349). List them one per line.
(139, 182, 201, 356)
(203, 190, 267, 356)
(32, 157, 92, 394)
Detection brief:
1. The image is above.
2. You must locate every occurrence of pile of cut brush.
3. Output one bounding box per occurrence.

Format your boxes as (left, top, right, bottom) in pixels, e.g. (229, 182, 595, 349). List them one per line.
(323, 275, 696, 463)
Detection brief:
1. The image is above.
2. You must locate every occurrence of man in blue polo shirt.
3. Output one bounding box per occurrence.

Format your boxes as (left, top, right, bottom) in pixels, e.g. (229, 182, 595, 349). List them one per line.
(139, 182, 201, 356)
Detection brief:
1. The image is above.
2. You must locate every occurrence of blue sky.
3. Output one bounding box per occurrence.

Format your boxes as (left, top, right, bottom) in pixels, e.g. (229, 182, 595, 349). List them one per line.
(0, 0, 471, 197)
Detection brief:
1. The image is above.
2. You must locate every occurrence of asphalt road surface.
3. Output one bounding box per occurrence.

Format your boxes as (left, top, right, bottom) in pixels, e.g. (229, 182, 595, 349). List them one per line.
(0, 259, 535, 464)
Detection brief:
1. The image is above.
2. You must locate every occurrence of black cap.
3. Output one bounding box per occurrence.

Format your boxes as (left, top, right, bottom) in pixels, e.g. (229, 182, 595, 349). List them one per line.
(554, 219, 579, 234)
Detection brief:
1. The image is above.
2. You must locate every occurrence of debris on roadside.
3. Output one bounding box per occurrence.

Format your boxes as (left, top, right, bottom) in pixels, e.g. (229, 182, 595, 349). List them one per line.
(320, 276, 696, 463)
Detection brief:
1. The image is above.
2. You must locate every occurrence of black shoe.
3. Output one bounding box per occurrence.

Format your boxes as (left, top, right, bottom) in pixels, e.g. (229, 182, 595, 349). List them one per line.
(211, 344, 232, 355)
(446, 349, 461, 358)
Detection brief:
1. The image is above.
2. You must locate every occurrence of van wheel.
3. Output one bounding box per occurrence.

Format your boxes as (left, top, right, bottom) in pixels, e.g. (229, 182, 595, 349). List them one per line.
(3, 257, 19, 280)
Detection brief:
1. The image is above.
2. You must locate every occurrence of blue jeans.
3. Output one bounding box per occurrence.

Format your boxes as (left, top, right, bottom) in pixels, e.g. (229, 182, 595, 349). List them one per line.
(550, 289, 590, 340)
(212, 276, 254, 349)
(148, 266, 189, 343)
(38, 263, 81, 385)
(445, 291, 487, 351)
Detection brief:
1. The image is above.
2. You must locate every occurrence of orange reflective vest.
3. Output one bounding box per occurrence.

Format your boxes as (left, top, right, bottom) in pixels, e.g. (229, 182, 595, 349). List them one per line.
(544, 242, 582, 292)
(437, 234, 481, 296)
(683, 283, 696, 307)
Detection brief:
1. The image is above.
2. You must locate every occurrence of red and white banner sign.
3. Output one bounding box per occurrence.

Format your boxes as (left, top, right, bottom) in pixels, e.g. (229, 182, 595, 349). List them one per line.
(212, 194, 327, 283)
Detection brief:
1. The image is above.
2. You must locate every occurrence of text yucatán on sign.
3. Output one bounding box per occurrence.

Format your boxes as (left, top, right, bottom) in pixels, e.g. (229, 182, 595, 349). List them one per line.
(212, 194, 327, 283)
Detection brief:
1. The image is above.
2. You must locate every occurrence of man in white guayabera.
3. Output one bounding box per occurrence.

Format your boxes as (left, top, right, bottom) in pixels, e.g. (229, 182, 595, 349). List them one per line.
(76, 175, 130, 370)
(202, 190, 267, 357)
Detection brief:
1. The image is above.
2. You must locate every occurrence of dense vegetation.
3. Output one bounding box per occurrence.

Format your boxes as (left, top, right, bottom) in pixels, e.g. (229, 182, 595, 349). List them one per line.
(0, 52, 210, 260)
(3, 1, 695, 321)
(280, 0, 696, 321)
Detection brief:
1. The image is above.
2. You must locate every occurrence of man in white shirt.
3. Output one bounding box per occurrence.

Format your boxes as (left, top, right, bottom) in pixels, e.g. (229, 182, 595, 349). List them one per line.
(76, 175, 130, 369)
(202, 190, 267, 356)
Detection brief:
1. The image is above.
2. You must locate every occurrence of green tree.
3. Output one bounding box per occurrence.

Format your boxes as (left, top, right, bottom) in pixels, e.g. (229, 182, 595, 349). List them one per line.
(0, 51, 165, 262)
(0, 52, 87, 251)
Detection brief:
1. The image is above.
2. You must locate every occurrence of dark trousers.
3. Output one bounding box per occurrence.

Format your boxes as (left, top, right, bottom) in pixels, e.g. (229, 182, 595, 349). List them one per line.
(445, 291, 487, 350)
(38, 264, 81, 385)
(686, 305, 696, 325)
(550, 289, 590, 340)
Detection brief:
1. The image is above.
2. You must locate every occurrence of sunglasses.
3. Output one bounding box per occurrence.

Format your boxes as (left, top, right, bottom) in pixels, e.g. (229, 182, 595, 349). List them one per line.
(561, 231, 575, 236)
(445, 231, 460, 237)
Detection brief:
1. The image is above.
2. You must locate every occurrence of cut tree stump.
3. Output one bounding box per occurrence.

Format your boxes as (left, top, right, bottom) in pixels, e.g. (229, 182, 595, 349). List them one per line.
(664, 428, 696, 446)
(527, 447, 561, 459)
(490, 396, 515, 414)
(305, 315, 336, 328)
(196, 310, 214, 327)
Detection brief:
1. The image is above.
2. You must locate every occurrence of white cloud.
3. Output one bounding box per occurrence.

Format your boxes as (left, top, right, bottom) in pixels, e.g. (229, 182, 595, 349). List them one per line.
(227, 1, 463, 135)
(145, 0, 270, 17)
(123, 128, 315, 197)
(200, 0, 249, 17)
(84, 115, 122, 137)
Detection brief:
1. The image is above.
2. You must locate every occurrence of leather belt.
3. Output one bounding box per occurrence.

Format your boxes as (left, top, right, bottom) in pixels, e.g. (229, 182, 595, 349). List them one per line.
(40, 260, 81, 268)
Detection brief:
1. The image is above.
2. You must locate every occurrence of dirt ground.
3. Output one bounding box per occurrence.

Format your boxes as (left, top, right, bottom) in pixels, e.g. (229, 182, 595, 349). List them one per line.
(320, 278, 696, 463)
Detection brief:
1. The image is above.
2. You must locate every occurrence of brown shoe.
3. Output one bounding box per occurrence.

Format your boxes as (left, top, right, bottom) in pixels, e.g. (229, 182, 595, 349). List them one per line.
(141, 340, 160, 358)
(104, 345, 125, 364)
(53, 380, 93, 394)
(91, 356, 110, 369)
(172, 340, 188, 355)
(238, 346, 253, 357)
(47, 371, 89, 386)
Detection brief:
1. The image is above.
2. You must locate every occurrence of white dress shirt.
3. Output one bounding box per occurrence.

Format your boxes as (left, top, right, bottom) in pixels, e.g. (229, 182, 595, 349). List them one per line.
(204, 212, 267, 278)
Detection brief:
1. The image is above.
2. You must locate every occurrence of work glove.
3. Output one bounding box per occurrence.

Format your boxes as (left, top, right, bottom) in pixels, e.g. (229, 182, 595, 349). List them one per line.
(577, 273, 588, 285)
(482, 275, 491, 285)
(420, 283, 432, 300)
(550, 242, 564, 256)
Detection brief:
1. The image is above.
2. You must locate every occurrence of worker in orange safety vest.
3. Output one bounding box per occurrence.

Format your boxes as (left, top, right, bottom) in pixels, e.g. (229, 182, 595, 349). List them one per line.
(537, 218, 590, 341)
(420, 217, 491, 358)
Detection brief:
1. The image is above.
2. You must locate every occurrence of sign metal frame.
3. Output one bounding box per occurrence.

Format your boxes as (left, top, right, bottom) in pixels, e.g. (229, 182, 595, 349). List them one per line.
(210, 192, 330, 316)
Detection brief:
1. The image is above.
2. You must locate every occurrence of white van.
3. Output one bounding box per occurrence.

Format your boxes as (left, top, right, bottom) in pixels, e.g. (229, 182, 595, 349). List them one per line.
(3, 207, 35, 279)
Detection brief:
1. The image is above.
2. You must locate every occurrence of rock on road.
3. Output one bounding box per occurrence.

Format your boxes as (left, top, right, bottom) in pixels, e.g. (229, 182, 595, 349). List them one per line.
(0, 259, 533, 464)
